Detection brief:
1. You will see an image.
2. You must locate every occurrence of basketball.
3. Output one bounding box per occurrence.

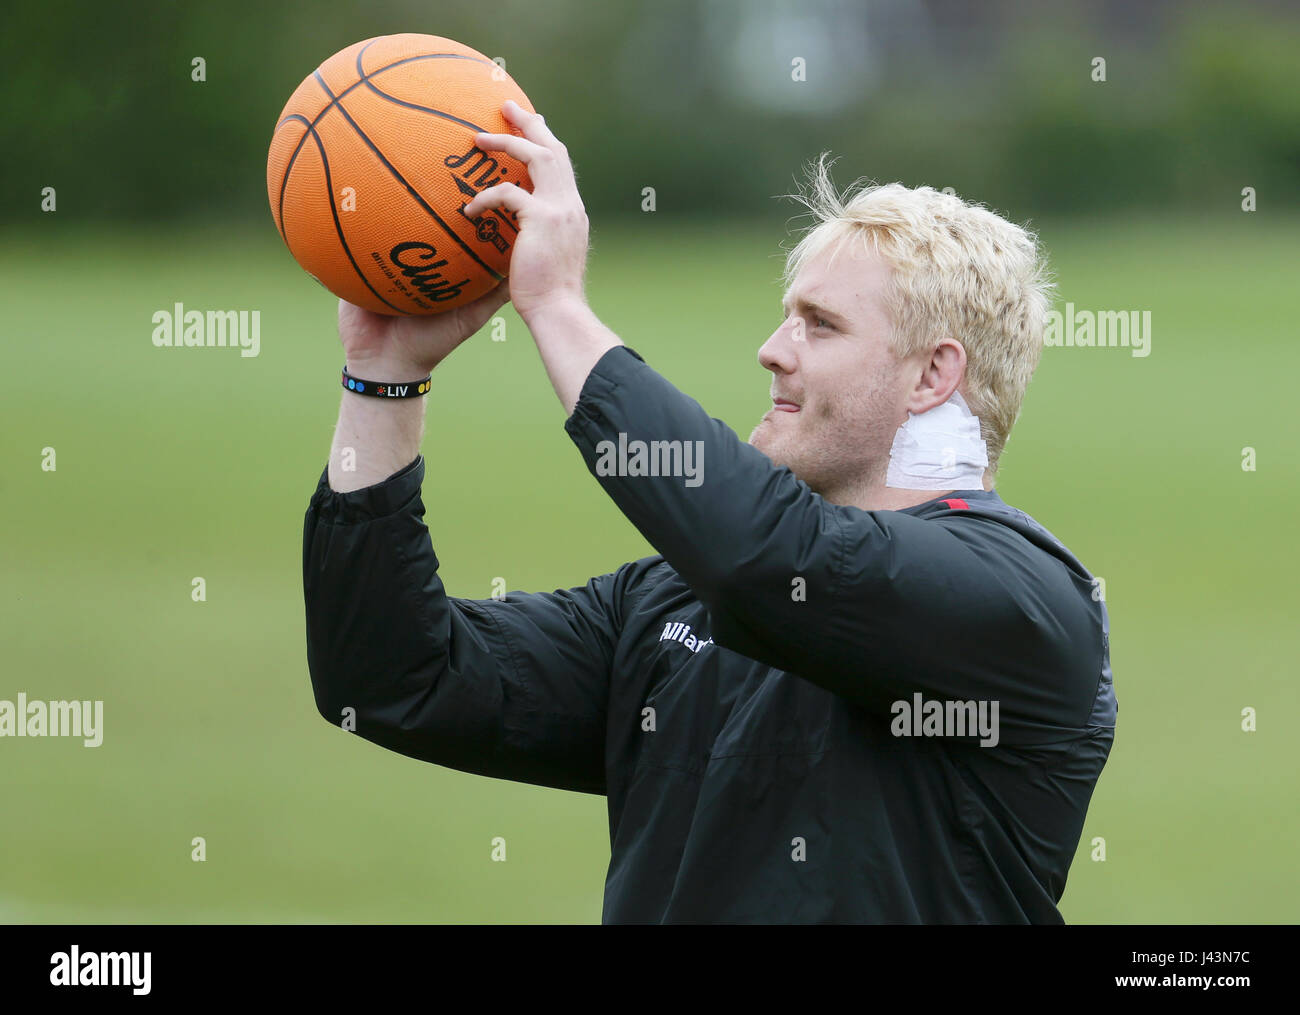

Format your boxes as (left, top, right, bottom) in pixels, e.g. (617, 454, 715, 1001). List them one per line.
(267, 34, 535, 315)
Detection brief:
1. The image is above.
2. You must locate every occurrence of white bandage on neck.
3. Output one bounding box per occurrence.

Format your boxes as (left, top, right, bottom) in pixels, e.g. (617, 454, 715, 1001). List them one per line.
(885, 390, 989, 490)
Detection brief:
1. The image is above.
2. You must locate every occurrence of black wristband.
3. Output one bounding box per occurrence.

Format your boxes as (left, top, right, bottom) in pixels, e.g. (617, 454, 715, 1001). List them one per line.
(341, 364, 432, 398)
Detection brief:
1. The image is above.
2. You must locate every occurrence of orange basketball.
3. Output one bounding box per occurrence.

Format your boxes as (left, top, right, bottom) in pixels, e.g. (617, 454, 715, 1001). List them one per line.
(267, 34, 535, 315)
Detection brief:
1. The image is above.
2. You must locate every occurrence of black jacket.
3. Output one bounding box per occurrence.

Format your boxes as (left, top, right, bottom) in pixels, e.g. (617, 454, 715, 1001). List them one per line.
(303, 345, 1116, 923)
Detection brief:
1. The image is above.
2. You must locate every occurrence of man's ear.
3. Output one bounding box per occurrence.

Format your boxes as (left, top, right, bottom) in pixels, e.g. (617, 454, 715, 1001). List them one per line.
(905, 338, 966, 415)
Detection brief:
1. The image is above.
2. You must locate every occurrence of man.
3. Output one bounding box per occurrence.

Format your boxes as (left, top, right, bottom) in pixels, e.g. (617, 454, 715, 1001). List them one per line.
(303, 100, 1116, 923)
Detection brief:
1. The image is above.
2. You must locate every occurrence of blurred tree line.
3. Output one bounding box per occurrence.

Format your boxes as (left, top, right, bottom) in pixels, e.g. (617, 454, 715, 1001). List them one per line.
(3, 0, 1296, 224)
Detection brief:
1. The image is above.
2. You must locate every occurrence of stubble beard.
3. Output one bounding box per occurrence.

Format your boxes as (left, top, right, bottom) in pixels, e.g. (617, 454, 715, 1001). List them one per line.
(751, 403, 886, 499)
(751, 381, 901, 502)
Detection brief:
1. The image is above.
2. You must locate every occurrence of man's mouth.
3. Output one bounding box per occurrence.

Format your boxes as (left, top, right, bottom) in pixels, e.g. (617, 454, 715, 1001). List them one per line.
(771, 398, 801, 413)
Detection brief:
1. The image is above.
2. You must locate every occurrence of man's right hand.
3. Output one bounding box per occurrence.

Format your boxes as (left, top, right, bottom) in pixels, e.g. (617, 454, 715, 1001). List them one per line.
(338, 280, 512, 380)
(327, 284, 511, 494)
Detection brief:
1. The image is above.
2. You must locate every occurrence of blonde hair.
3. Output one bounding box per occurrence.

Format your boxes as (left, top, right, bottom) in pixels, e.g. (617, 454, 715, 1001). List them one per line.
(780, 154, 1054, 473)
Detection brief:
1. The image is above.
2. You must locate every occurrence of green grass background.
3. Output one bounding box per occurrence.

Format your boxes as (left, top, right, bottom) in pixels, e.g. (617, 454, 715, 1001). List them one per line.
(1, 212, 1296, 922)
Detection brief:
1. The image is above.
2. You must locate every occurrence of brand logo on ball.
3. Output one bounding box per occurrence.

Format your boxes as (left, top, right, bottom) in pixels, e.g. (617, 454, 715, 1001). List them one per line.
(379, 242, 471, 304)
(446, 143, 518, 254)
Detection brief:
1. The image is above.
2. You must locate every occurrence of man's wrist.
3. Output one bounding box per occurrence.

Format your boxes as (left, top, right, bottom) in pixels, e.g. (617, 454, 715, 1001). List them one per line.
(519, 296, 624, 416)
(520, 294, 594, 334)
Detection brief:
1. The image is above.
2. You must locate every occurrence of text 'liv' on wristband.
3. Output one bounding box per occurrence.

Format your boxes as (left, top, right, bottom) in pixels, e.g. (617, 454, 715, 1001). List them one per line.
(341, 364, 432, 398)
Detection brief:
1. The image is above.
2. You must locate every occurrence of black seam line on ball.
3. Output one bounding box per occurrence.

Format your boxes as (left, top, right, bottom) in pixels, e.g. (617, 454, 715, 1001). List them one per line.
(274, 43, 496, 211)
(293, 113, 408, 315)
(313, 70, 504, 282)
(358, 48, 488, 134)
(273, 113, 313, 244)
(355, 77, 523, 240)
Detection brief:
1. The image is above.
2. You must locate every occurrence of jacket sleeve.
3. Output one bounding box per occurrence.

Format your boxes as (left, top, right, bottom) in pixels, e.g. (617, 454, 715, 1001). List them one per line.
(563, 346, 1101, 735)
(302, 454, 625, 795)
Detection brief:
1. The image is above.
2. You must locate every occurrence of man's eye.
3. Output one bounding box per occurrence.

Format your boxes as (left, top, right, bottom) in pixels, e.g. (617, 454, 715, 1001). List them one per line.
(781, 310, 833, 331)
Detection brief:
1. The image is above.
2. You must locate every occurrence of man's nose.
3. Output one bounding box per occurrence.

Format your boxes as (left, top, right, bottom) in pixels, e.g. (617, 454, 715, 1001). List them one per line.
(758, 318, 800, 374)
